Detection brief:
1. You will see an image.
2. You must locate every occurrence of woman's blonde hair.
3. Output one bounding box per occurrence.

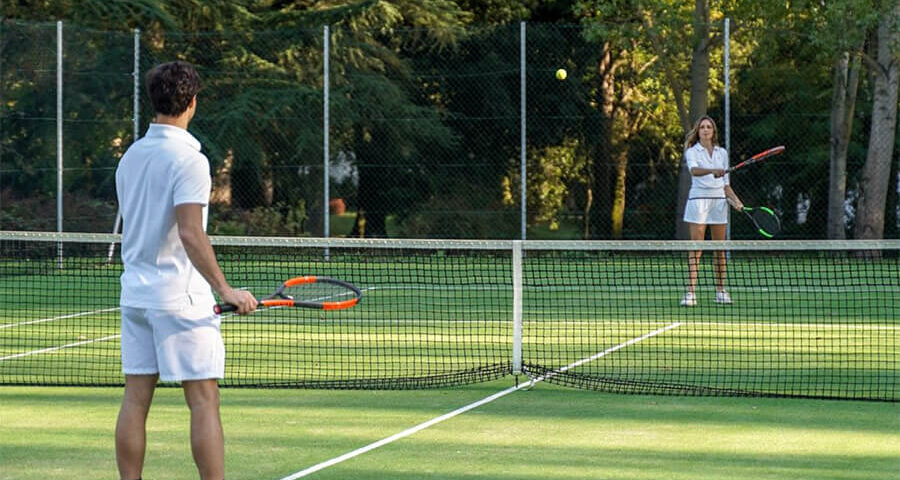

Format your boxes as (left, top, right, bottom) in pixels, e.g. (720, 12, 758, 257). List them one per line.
(684, 115, 718, 150)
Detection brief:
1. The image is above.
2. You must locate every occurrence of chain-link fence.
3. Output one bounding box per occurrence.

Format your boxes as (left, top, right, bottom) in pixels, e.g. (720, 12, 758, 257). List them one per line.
(1, 20, 897, 239)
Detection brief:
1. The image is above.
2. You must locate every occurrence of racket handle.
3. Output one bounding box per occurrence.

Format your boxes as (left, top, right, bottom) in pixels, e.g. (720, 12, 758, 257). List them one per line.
(213, 304, 236, 314)
(214, 299, 263, 314)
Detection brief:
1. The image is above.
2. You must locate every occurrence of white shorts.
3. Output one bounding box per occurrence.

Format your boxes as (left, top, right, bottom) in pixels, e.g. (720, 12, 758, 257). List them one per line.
(121, 305, 224, 382)
(683, 198, 729, 224)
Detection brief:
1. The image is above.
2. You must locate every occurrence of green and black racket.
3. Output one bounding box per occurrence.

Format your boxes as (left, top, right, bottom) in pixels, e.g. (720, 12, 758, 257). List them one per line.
(214, 276, 362, 314)
(741, 206, 781, 238)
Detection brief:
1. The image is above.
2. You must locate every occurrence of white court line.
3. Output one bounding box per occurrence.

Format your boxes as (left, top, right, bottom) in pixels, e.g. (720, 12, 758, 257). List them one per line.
(277, 322, 683, 480)
(0, 334, 121, 362)
(0, 307, 121, 329)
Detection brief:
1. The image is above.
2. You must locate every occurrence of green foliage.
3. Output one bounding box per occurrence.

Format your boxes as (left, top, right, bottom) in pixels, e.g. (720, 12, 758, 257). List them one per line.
(503, 138, 590, 230)
(1, 1, 896, 237)
(395, 195, 519, 238)
(0, 190, 116, 231)
(209, 201, 307, 236)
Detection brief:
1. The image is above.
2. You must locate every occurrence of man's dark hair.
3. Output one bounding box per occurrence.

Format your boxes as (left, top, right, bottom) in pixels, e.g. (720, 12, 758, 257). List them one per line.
(145, 61, 201, 116)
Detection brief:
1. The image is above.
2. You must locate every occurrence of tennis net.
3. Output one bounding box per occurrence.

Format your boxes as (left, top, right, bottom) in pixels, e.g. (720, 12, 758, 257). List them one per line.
(1, 232, 897, 400)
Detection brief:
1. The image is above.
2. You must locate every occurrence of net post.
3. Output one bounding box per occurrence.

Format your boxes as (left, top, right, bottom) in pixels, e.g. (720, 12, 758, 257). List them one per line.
(511, 240, 523, 375)
(106, 212, 121, 263)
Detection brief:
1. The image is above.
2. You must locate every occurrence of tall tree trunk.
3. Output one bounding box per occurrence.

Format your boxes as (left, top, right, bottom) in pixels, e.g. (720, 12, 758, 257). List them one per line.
(855, 5, 899, 240)
(589, 42, 616, 239)
(674, 0, 712, 239)
(827, 52, 861, 239)
(610, 147, 629, 239)
(582, 187, 593, 240)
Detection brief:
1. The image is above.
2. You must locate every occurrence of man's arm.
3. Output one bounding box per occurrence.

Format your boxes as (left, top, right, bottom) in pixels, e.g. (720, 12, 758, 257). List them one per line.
(175, 203, 257, 315)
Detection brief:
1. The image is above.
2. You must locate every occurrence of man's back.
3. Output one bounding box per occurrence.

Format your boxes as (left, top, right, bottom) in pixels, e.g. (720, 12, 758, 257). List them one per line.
(116, 123, 213, 309)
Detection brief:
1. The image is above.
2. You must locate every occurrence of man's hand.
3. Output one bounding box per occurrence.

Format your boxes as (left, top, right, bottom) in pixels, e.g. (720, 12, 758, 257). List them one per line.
(712, 169, 727, 178)
(219, 288, 258, 315)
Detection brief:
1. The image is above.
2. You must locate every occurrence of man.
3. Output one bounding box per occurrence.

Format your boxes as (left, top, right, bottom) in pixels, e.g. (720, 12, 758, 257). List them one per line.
(114, 61, 257, 480)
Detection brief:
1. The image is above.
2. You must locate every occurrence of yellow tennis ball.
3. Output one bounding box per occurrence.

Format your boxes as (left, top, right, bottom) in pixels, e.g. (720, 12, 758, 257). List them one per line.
(555, 68, 567, 80)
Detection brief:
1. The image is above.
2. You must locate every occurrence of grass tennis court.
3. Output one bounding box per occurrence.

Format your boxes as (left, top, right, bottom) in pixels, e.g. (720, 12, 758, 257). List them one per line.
(1, 380, 899, 480)
(1, 235, 898, 478)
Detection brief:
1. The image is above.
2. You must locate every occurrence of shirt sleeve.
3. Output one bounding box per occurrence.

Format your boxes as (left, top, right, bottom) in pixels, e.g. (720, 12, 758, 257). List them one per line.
(684, 147, 699, 171)
(172, 154, 211, 206)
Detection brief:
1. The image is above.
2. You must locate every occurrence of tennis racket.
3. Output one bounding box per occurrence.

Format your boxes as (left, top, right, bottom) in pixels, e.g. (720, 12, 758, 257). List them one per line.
(214, 276, 362, 314)
(742, 206, 781, 238)
(726, 145, 785, 174)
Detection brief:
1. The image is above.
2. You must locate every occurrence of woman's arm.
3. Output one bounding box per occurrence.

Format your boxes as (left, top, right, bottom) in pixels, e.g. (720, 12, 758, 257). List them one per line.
(692, 167, 727, 177)
(724, 185, 744, 210)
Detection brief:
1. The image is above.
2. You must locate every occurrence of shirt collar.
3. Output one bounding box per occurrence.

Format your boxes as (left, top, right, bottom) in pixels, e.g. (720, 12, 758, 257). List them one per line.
(145, 123, 202, 152)
(692, 142, 720, 152)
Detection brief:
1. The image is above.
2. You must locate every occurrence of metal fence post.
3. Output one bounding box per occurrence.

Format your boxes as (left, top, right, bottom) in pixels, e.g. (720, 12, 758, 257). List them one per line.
(133, 29, 140, 146)
(724, 18, 731, 242)
(0, 21, 4, 221)
(56, 21, 63, 266)
(107, 28, 140, 262)
(520, 21, 527, 240)
(323, 25, 331, 259)
(323, 25, 330, 241)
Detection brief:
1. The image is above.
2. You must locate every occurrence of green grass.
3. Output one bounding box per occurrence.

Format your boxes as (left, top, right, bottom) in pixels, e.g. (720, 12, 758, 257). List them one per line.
(1, 247, 897, 478)
(1, 379, 898, 480)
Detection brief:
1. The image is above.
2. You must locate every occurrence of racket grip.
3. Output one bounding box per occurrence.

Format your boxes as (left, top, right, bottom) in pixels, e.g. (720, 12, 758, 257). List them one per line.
(214, 304, 236, 314)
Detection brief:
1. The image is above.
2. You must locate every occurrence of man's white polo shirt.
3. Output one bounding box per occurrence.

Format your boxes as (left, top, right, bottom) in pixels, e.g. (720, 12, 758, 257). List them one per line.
(115, 123, 215, 310)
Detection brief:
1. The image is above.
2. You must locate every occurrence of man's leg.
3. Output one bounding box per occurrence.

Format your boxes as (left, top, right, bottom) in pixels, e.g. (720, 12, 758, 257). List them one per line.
(183, 379, 225, 480)
(116, 374, 158, 480)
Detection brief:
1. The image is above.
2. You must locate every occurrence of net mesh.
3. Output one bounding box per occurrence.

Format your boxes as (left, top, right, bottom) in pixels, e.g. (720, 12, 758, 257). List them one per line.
(522, 246, 898, 400)
(0, 232, 897, 400)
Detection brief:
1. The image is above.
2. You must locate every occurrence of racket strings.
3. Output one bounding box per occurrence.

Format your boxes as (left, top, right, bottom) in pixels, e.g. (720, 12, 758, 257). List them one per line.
(753, 210, 781, 234)
(282, 283, 357, 304)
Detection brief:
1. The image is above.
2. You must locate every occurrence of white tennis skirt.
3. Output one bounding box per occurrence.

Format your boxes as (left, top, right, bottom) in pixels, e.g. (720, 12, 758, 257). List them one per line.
(683, 198, 728, 224)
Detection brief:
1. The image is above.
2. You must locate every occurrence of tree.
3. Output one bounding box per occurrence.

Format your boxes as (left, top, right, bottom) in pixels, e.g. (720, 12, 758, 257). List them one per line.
(827, 51, 862, 239)
(792, 0, 885, 239)
(578, 0, 719, 239)
(855, 3, 899, 239)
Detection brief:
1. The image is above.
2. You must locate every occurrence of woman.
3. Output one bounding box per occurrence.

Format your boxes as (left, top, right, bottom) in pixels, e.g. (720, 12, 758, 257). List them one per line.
(681, 116, 743, 306)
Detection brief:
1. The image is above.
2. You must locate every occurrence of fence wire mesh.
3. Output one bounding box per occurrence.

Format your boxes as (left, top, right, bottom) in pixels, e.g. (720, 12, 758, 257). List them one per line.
(1, 20, 897, 239)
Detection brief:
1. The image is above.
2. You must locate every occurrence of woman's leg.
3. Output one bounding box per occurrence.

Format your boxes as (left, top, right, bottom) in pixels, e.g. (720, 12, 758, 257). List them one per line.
(709, 224, 727, 292)
(686, 222, 707, 295)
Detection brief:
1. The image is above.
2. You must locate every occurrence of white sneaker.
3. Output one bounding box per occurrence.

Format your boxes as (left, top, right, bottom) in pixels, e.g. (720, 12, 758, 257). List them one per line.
(715, 291, 733, 304)
(680, 292, 696, 307)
